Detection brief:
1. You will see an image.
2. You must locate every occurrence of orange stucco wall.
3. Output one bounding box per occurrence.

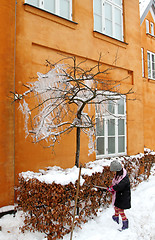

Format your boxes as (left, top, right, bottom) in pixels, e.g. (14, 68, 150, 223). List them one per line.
(0, 0, 147, 207)
(0, 0, 15, 206)
(141, 11, 155, 150)
(14, 0, 144, 172)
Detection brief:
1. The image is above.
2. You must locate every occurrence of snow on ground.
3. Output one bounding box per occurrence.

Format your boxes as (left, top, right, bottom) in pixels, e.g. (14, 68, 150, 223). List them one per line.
(0, 164, 155, 240)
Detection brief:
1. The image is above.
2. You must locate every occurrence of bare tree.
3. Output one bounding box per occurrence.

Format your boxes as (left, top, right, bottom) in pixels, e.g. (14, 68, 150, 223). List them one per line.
(12, 55, 133, 167)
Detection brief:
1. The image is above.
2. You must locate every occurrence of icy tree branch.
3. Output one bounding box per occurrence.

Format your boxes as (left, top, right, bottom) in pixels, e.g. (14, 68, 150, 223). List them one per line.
(12, 55, 133, 166)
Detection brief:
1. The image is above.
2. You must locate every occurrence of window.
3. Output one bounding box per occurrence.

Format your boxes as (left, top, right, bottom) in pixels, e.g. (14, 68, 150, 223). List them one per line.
(93, 0, 124, 41)
(146, 19, 149, 33)
(141, 48, 144, 77)
(151, 22, 154, 36)
(147, 51, 155, 80)
(96, 95, 126, 157)
(146, 20, 154, 36)
(25, 0, 72, 20)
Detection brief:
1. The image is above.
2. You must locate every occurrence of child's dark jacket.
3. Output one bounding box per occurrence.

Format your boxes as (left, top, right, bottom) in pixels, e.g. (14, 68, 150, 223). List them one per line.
(113, 174, 131, 210)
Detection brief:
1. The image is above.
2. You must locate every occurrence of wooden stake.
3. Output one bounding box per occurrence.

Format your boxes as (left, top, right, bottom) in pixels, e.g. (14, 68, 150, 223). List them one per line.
(70, 165, 82, 240)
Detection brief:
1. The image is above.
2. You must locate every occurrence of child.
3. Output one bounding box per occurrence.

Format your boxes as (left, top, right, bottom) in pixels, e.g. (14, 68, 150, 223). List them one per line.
(107, 160, 131, 230)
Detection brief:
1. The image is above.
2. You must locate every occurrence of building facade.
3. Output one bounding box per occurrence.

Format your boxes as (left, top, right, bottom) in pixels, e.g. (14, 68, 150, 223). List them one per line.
(0, 0, 154, 207)
(140, 0, 155, 150)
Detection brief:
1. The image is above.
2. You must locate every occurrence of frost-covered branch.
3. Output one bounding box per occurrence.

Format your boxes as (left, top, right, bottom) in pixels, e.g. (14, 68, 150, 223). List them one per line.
(13, 55, 133, 166)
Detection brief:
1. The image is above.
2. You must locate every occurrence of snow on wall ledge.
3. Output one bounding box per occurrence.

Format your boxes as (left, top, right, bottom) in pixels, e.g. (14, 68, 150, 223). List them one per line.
(20, 148, 155, 186)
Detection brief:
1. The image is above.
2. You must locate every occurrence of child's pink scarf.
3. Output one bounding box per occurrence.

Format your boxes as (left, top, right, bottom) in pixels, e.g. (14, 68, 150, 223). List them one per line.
(112, 168, 127, 206)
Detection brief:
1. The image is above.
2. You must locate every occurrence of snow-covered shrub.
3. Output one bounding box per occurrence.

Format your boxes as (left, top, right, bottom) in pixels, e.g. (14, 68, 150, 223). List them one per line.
(16, 150, 155, 239)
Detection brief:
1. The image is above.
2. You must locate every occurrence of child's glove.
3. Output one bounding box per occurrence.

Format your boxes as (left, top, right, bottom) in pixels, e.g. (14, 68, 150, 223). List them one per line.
(107, 186, 114, 192)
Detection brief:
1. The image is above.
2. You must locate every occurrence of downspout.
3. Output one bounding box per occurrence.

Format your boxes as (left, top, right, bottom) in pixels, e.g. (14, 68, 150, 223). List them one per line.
(13, 0, 17, 204)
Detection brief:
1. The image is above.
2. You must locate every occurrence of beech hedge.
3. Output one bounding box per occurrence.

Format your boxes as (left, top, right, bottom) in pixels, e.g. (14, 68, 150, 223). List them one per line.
(17, 151, 155, 239)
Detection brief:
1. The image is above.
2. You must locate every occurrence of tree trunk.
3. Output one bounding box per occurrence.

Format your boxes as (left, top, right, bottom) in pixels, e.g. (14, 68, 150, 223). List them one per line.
(75, 126, 80, 167)
(70, 165, 82, 240)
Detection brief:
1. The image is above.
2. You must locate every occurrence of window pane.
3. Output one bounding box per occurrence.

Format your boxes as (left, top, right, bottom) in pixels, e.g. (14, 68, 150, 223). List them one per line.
(147, 52, 150, 63)
(60, 0, 70, 19)
(118, 136, 125, 152)
(108, 119, 115, 136)
(108, 137, 115, 154)
(27, 0, 39, 7)
(146, 19, 149, 33)
(114, 8, 122, 40)
(115, 24, 122, 40)
(118, 98, 124, 114)
(94, 0, 102, 15)
(105, 3, 112, 20)
(152, 55, 155, 78)
(115, 8, 121, 25)
(118, 119, 124, 135)
(147, 52, 151, 78)
(105, 20, 112, 36)
(96, 118, 104, 136)
(151, 23, 154, 35)
(108, 100, 115, 114)
(152, 54, 155, 72)
(96, 93, 126, 157)
(112, 0, 122, 6)
(44, 0, 55, 13)
(94, 15, 102, 32)
(97, 137, 105, 155)
(141, 48, 144, 77)
(105, 3, 112, 36)
(115, 0, 122, 6)
(152, 55, 155, 79)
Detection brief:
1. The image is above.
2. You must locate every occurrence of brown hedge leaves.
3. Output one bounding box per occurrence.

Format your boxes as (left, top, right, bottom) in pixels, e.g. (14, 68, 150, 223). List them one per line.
(17, 152, 155, 239)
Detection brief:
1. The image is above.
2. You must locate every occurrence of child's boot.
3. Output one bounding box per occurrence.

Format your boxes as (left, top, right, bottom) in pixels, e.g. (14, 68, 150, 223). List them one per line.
(112, 215, 119, 224)
(122, 219, 129, 230)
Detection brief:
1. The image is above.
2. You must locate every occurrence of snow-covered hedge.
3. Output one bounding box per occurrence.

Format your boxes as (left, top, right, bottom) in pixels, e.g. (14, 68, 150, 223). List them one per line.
(17, 149, 155, 240)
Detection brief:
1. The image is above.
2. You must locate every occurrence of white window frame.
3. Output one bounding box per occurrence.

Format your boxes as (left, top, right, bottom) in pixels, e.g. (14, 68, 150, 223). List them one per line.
(147, 51, 155, 80)
(95, 94, 127, 159)
(141, 48, 144, 77)
(150, 22, 154, 36)
(25, 0, 72, 20)
(93, 0, 124, 41)
(146, 19, 149, 34)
